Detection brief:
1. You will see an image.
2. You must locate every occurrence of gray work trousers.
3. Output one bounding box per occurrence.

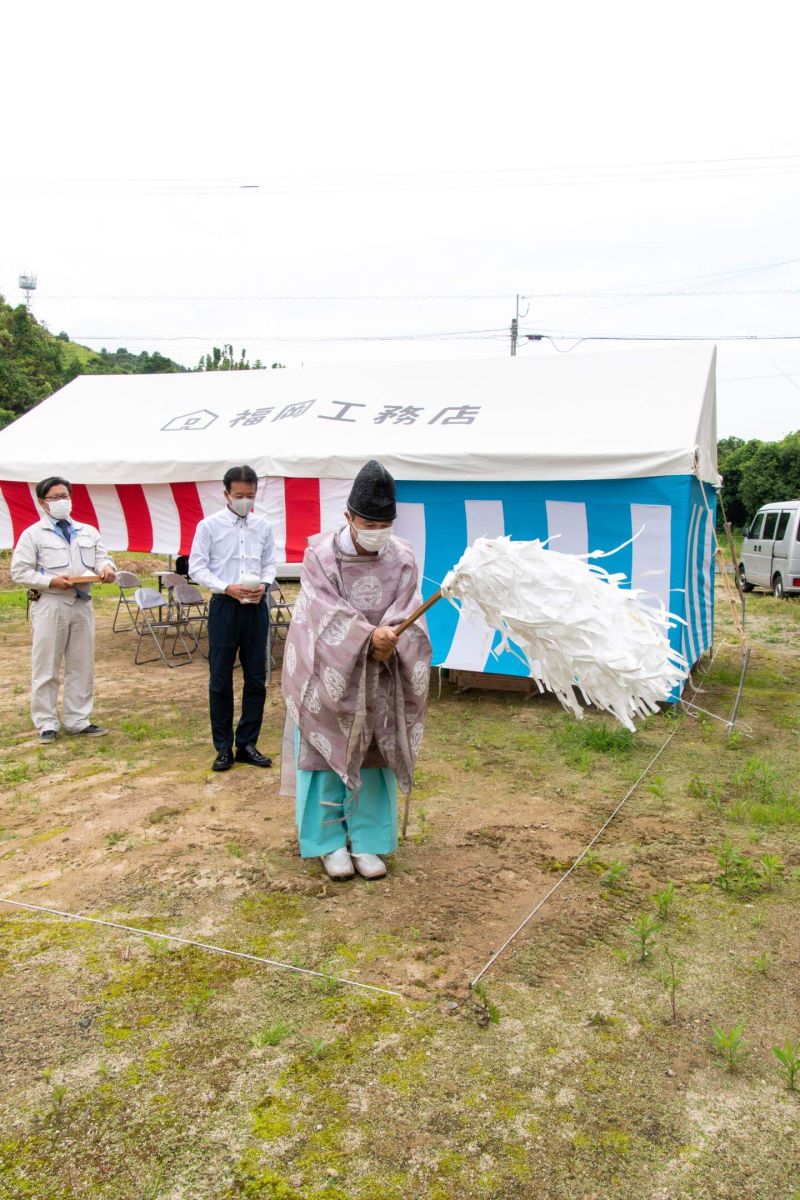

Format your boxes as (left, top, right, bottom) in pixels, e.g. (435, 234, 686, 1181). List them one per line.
(29, 598, 95, 733)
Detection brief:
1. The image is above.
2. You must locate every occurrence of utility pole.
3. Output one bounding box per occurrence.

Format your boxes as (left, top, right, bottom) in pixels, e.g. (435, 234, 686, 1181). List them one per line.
(510, 293, 519, 356)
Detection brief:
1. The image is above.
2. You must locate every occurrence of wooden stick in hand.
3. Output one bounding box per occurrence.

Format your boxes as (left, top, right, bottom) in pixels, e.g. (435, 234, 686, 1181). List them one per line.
(393, 589, 443, 637)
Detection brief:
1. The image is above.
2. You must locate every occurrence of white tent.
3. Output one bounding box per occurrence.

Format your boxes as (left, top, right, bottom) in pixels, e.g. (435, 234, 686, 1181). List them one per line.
(0, 345, 719, 674)
(0, 345, 719, 487)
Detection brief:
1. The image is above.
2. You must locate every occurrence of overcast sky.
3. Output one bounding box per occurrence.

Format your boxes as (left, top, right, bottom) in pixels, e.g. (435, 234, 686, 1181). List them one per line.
(2, 0, 799, 441)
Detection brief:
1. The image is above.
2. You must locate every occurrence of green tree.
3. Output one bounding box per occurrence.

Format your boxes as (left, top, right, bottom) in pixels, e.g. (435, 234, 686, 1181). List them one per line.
(718, 432, 800, 529)
(741, 433, 800, 515)
(80, 347, 183, 375)
(0, 298, 66, 426)
(0, 292, 185, 429)
(195, 345, 284, 371)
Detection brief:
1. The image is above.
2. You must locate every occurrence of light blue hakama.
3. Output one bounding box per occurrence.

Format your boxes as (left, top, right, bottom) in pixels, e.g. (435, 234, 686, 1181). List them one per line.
(294, 731, 398, 858)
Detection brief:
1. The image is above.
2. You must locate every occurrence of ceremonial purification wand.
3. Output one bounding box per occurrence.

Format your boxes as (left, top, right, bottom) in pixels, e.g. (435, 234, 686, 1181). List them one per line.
(393, 535, 687, 732)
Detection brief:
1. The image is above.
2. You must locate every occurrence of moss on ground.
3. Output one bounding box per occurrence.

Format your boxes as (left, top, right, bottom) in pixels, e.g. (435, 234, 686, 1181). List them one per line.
(1, 587, 800, 1197)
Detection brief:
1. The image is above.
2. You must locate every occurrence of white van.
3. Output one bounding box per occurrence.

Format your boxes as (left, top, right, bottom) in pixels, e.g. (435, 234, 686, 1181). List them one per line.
(739, 500, 800, 597)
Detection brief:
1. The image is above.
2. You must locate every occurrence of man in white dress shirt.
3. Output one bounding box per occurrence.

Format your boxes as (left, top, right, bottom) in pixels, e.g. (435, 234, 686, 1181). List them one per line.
(189, 465, 277, 771)
(10, 475, 116, 743)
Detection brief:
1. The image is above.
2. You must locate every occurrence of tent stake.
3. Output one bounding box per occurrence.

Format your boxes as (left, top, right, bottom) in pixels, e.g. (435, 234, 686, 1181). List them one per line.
(727, 647, 751, 739)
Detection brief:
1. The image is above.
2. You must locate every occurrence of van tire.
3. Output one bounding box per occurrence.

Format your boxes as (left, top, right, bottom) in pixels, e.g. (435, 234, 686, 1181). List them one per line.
(772, 573, 785, 599)
(739, 564, 754, 593)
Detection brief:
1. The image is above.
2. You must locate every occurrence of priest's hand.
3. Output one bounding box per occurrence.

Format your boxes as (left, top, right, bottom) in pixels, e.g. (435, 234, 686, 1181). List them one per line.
(370, 625, 398, 662)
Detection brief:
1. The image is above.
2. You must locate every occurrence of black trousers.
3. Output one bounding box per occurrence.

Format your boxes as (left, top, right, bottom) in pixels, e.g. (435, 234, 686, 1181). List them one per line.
(207, 593, 269, 751)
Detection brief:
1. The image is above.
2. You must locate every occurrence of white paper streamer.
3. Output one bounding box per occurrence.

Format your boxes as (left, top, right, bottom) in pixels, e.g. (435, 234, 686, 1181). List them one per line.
(441, 535, 688, 731)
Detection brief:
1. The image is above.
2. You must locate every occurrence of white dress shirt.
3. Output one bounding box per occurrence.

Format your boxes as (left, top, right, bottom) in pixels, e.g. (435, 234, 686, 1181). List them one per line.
(189, 507, 277, 594)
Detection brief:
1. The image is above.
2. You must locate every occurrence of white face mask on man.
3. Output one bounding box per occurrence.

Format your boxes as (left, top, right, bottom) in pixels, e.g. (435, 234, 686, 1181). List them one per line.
(353, 524, 393, 553)
(47, 498, 72, 521)
(227, 495, 253, 518)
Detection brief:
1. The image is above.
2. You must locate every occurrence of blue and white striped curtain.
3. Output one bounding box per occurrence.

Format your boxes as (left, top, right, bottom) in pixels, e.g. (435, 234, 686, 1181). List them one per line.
(394, 475, 716, 677)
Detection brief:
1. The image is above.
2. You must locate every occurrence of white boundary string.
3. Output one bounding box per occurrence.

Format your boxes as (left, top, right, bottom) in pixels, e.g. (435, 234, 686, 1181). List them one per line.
(680, 697, 753, 735)
(0, 898, 403, 1000)
(470, 727, 681, 987)
(1, 636, 738, 1001)
(470, 638, 730, 987)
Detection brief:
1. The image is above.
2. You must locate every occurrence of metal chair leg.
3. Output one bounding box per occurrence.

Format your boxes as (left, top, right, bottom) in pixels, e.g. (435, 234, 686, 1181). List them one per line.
(134, 612, 193, 667)
(113, 591, 139, 633)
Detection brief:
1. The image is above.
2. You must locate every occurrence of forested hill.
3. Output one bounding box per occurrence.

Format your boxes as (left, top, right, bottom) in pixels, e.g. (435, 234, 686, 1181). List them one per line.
(0, 293, 183, 430)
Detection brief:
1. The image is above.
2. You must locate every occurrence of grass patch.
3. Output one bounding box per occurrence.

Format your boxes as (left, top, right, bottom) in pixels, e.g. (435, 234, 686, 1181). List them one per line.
(0, 762, 30, 787)
(552, 718, 635, 769)
(728, 756, 800, 826)
(250, 1020, 293, 1048)
(120, 717, 176, 741)
(0, 589, 28, 611)
(2, 580, 800, 1198)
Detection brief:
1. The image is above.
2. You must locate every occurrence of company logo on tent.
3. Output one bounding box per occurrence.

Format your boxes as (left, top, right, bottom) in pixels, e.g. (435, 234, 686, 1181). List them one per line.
(161, 409, 218, 432)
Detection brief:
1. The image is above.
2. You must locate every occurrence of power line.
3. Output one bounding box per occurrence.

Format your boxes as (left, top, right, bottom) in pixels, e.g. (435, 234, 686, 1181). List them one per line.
(758, 345, 800, 392)
(4, 154, 800, 196)
(11, 152, 800, 184)
(31, 287, 800, 302)
(529, 256, 800, 327)
(525, 332, 800, 345)
(721, 371, 800, 382)
(35, 293, 519, 302)
(563, 254, 800, 296)
(530, 288, 800, 298)
(65, 328, 800, 348)
(6, 152, 800, 183)
(71, 328, 510, 344)
(31, 255, 800, 307)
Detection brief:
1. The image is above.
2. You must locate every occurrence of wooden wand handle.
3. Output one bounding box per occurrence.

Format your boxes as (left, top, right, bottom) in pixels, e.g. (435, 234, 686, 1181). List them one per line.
(393, 589, 443, 636)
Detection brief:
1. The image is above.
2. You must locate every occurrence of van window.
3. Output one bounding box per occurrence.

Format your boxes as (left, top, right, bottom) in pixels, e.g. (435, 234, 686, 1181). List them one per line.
(762, 512, 778, 540)
(747, 513, 765, 539)
(775, 511, 791, 541)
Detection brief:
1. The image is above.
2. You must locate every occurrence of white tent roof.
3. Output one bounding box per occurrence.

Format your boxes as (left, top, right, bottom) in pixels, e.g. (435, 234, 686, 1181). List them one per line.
(0, 344, 719, 486)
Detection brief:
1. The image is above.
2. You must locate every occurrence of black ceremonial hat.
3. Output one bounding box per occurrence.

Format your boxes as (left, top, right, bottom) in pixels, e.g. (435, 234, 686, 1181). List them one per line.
(347, 459, 397, 522)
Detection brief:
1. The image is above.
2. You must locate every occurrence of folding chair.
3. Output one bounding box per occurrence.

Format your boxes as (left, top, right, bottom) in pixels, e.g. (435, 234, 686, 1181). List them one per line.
(112, 571, 142, 632)
(159, 571, 186, 621)
(266, 581, 294, 684)
(173, 582, 209, 654)
(133, 587, 194, 667)
(161, 571, 186, 589)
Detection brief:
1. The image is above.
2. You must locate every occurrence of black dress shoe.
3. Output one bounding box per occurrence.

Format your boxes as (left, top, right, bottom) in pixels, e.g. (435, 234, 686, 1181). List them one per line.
(212, 748, 235, 771)
(234, 744, 273, 767)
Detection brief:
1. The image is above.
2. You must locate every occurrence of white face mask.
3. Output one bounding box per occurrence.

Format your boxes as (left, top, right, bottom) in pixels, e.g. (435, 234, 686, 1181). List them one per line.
(353, 524, 392, 553)
(227, 495, 253, 518)
(47, 498, 72, 521)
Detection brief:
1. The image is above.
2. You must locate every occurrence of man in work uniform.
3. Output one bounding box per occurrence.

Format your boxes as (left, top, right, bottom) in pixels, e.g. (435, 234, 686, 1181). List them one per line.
(281, 460, 431, 881)
(189, 465, 276, 772)
(10, 476, 116, 743)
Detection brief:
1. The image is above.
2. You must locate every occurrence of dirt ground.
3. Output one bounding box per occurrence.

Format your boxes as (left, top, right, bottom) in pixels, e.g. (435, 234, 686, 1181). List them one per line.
(1, 568, 799, 1199)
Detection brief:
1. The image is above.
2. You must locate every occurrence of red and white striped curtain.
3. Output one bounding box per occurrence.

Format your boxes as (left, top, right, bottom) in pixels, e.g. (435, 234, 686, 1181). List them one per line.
(0, 477, 354, 561)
